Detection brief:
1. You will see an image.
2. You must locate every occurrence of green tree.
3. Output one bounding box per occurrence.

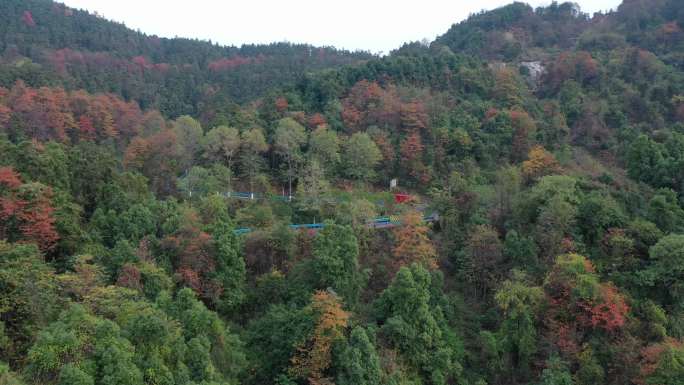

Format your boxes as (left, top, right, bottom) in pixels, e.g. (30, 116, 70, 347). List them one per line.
(493, 271, 543, 380)
(203, 125, 241, 188)
(539, 355, 574, 385)
(464, 224, 504, 298)
(297, 159, 331, 213)
(103, 239, 138, 281)
(333, 198, 378, 227)
(628, 219, 664, 258)
(309, 126, 340, 177)
(535, 196, 577, 261)
(558, 80, 584, 127)
(178, 165, 230, 197)
(374, 264, 463, 385)
(518, 175, 579, 222)
(576, 191, 625, 248)
(309, 222, 364, 306)
(25, 305, 143, 385)
(117, 303, 187, 385)
(240, 127, 269, 192)
(641, 234, 684, 311)
(0, 362, 26, 385)
(274, 118, 307, 197)
(244, 304, 315, 385)
(640, 341, 684, 385)
(172, 115, 203, 173)
(159, 288, 245, 382)
(0, 242, 60, 364)
(0, 322, 9, 357)
(627, 135, 666, 187)
(494, 165, 521, 228)
(503, 230, 539, 272)
(335, 327, 382, 385)
(342, 133, 382, 181)
(647, 189, 684, 234)
(59, 364, 94, 385)
(212, 222, 246, 315)
(576, 348, 605, 385)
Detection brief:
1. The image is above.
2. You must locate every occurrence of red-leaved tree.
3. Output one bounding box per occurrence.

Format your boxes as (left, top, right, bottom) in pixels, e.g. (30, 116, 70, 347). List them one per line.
(0, 167, 59, 251)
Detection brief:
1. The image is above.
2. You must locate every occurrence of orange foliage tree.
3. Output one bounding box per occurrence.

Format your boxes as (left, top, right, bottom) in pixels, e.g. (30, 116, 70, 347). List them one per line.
(77, 115, 96, 142)
(522, 145, 560, 181)
(0, 81, 145, 144)
(545, 51, 599, 92)
(583, 283, 629, 331)
(290, 290, 350, 385)
(400, 101, 428, 133)
(544, 254, 630, 358)
(400, 131, 429, 183)
(123, 129, 180, 195)
(308, 113, 327, 129)
(161, 209, 217, 301)
(22, 11, 36, 27)
(275, 97, 289, 113)
(392, 210, 437, 271)
(0, 167, 59, 251)
(510, 110, 537, 162)
(636, 338, 684, 385)
(341, 80, 401, 132)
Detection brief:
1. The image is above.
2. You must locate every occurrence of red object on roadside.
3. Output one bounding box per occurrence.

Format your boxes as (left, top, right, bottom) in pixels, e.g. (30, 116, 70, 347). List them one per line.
(394, 193, 412, 204)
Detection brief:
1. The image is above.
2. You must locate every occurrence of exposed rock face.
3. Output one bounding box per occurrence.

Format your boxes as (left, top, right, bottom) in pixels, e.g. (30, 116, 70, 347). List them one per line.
(521, 61, 545, 88)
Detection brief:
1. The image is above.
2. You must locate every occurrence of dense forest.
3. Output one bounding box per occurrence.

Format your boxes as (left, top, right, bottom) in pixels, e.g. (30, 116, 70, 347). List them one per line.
(2, 0, 684, 384)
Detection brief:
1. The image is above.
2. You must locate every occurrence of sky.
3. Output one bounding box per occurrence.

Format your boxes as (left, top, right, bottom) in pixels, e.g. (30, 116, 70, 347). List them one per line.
(59, 0, 623, 54)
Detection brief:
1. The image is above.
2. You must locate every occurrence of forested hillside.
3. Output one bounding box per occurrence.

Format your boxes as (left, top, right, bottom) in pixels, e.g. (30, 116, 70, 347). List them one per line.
(0, 0, 373, 118)
(2, 0, 684, 384)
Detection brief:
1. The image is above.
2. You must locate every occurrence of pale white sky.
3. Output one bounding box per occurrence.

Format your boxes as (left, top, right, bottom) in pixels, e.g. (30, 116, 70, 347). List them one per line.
(60, 0, 622, 54)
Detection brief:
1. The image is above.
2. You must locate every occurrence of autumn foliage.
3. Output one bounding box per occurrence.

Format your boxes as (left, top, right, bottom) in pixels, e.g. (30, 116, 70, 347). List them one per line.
(308, 113, 327, 129)
(0, 167, 59, 251)
(400, 101, 429, 133)
(275, 97, 289, 113)
(22, 11, 35, 27)
(0, 81, 144, 144)
(510, 110, 537, 161)
(400, 131, 429, 183)
(636, 338, 684, 384)
(162, 210, 218, 301)
(544, 254, 630, 361)
(341, 80, 403, 132)
(123, 129, 180, 195)
(290, 290, 349, 385)
(47, 48, 173, 78)
(392, 210, 437, 271)
(583, 283, 629, 332)
(522, 145, 560, 181)
(0, 166, 22, 189)
(544, 51, 599, 92)
(208, 55, 262, 71)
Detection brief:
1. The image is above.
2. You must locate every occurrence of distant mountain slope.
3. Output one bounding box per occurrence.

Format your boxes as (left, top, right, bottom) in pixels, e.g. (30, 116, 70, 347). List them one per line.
(433, 0, 683, 65)
(0, 0, 373, 118)
(434, 2, 590, 61)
